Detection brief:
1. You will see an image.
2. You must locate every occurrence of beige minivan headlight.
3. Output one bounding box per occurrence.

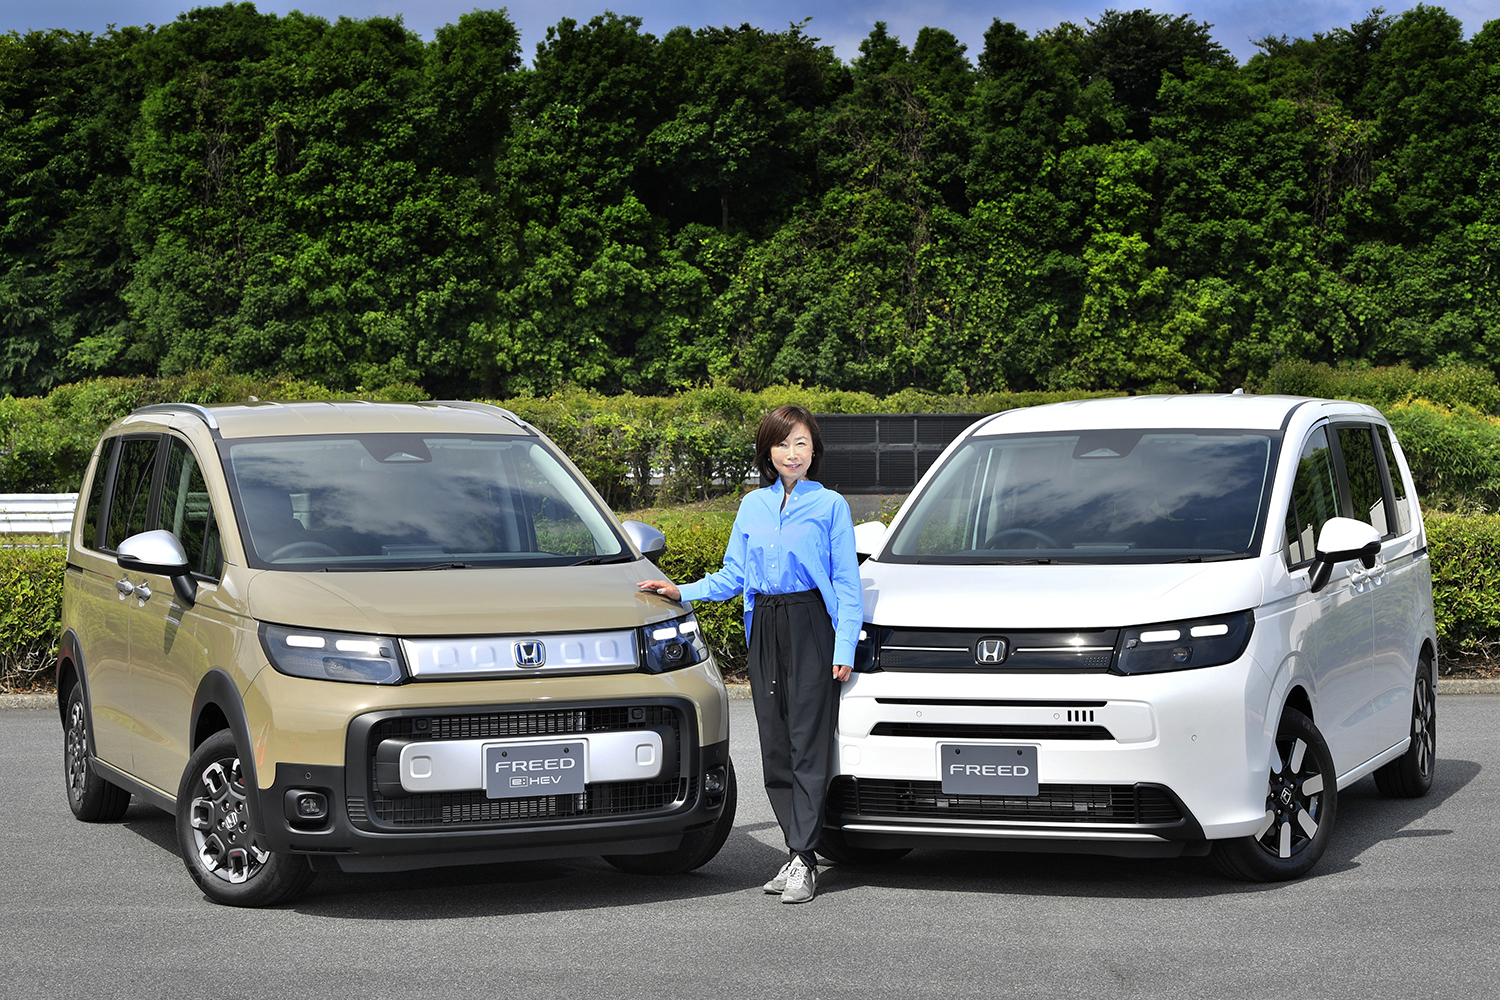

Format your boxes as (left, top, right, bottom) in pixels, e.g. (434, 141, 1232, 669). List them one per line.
(259, 624, 407, 685)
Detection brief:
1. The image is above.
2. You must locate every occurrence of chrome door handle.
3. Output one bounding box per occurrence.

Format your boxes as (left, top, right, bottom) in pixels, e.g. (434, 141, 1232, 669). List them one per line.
(116, 577, 135, 598)
(133, 582, 152, 602)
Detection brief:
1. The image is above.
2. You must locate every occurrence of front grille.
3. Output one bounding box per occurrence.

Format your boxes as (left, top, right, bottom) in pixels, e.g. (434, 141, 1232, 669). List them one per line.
(869, 722, 1115, 741)
(828, 777, 1184, 826)
(875, 628, 1119, 672)
(365, 706, 688, 828)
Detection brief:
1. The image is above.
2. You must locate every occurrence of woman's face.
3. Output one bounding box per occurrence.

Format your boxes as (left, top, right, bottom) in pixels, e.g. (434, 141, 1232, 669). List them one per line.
(771, 422, 814, 485)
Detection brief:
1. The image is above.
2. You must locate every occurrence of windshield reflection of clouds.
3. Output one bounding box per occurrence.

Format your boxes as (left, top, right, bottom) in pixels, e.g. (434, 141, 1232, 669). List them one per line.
(892, 432, 1272, 561)
(229, 437, 615, 564)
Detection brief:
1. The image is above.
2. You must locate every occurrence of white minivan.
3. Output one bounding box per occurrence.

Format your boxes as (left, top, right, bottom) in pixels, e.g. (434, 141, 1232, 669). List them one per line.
(830, 394, 1436, 880)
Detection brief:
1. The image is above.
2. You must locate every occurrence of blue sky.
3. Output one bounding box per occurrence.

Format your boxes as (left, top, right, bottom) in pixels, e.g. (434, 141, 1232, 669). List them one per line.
(6, 1, 1500, 63)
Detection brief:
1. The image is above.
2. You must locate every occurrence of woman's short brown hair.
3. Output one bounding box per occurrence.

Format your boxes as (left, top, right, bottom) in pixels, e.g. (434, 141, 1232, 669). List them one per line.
(754, 405, 824, 485)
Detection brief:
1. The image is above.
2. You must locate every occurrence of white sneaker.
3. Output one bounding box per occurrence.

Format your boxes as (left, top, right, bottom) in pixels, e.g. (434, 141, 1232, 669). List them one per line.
(763, 859, 794, 894)
(780, 857, 816, 904)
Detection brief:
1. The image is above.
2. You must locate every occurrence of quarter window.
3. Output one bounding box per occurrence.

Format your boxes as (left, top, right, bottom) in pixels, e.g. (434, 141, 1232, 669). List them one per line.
(105, 438, 160, 551)
(1376, 426, 1413, 536)
(160, 438, 224, 579)
(1337, 425, 1384, 530)
(1284, 427, 1339, 565)
(79, 439, 115, 551)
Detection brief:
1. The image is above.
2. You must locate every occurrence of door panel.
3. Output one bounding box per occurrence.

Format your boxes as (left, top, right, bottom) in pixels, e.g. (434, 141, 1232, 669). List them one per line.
(1369, 425, 1425, 753)
(1286, 425, 1375, 773)
(86, 436, 161, 770)
(130, 438, 225, 792)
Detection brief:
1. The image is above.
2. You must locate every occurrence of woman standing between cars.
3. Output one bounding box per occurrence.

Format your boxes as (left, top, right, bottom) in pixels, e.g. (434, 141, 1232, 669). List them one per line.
(637, 405, 861, 904)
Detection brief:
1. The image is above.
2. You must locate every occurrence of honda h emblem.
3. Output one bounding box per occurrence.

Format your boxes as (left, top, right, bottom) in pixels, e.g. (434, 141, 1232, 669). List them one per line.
(975, 638, 1009, 665)
(513, 640, 546, 667)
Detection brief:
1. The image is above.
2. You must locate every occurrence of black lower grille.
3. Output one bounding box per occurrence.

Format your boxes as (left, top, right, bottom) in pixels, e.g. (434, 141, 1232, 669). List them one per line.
(869, 722, 1115, 741)
(828, 777, 1184, 825)
(366, 706, 688, 828)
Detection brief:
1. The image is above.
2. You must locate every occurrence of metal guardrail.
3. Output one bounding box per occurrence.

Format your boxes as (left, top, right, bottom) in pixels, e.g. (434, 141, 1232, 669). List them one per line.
(0, 494, 77, 536)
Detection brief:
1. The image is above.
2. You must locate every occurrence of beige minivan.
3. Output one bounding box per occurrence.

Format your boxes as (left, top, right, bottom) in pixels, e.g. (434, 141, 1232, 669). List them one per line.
(57, 400, 734, 906)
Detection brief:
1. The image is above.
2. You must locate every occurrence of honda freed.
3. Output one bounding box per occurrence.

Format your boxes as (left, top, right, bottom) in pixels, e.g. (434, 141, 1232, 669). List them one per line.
(58, 400, 734, 905)
(833, 394, 1435, 880)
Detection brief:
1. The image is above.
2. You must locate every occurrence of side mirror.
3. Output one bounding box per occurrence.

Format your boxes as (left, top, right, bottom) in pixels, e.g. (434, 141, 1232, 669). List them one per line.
(117, 530, 197, 605)
(1308, 517, 1382, 593)
(620, 519, 667, 561)
(853, 521, 888, 564)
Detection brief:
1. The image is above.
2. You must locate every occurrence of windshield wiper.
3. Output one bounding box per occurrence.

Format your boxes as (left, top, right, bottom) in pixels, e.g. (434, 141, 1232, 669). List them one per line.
(320, 561, 475, 572)
(571, 553, 638, 566)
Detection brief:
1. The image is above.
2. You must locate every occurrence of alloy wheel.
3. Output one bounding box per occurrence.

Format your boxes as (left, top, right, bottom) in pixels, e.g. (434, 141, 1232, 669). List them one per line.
(1255, 733, 1328, 860)
(1412, 673, 1435, 780)
(65, 699, 89, 803)
(188, 756, 268, 883)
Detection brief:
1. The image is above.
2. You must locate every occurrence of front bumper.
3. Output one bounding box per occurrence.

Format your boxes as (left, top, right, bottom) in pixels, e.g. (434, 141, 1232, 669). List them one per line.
(829, 657, 1275, 852)
(256, 696, 730, 872)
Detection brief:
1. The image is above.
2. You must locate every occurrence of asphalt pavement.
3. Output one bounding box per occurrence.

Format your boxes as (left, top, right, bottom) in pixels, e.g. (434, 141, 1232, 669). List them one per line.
(1, 696, 1496, 1000)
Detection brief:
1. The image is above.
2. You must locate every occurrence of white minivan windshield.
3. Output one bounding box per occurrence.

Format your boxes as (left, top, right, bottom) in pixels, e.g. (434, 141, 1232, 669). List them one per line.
(885, 429, 1277, 563)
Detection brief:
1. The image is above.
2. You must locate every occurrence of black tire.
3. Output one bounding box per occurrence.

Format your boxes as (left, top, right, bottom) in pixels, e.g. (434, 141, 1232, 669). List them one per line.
(816, 826, 911, 866)
(176, 730, 315, 907)
(604, 760, 738, 875)
(63, 684, 132, 822)
(1374, 659, 1436, 798)
(1212, 707, 1338, 882)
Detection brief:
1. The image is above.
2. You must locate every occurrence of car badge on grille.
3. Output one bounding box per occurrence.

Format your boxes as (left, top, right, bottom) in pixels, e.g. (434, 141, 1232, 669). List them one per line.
(975, 638, 1009, 664)
(513, 640, 546, 667)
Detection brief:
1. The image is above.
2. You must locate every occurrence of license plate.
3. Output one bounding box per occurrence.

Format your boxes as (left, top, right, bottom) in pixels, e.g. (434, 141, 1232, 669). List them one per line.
(484, 741, 586, 799)
(940, 744, 1039, 796)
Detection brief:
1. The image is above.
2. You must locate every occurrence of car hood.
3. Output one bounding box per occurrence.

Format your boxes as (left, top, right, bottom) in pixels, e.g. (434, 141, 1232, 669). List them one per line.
(244, 561, 679, 636)
(860, 559, 1265, 628)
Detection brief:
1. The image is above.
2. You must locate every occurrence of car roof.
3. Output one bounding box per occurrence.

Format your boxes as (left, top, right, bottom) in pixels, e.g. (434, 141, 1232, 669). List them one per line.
(123, 400, 533, 439)
(969, 394, 1381, 435)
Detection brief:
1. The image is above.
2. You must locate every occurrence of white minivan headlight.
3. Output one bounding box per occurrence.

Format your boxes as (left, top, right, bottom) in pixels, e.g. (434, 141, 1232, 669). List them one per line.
(1115, 611, 1254, 675)
(260, 624, 407, 684)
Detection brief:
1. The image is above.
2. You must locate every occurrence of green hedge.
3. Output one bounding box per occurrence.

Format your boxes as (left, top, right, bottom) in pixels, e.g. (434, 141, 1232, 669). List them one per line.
(1253, 361, 1500, 414)
(0, 542, 66, 691)
(1426, 512, 1500, 666)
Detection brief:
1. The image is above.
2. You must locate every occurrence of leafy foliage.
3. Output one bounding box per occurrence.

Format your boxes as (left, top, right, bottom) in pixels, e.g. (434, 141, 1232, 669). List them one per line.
(2, 6, 1499, 399)
(0, 541, 65, 690)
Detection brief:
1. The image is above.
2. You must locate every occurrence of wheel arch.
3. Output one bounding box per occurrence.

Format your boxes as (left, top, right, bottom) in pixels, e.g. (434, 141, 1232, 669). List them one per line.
(190, 669, 264, 836)
(55, 629, 88, 731)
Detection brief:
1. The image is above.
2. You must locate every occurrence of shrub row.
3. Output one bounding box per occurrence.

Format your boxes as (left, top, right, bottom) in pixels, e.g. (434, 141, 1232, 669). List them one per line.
(1, 370, 1114, 505)
(8, 363, 1500, 510)
(0, 541, 66, 691)
(1250, 360, 1500, 414)
(1425, 512, 1500, 667)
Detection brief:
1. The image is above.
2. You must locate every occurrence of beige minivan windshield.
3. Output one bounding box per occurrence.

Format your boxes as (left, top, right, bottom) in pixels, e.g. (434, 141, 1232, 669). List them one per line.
(225, 434, 626, 569)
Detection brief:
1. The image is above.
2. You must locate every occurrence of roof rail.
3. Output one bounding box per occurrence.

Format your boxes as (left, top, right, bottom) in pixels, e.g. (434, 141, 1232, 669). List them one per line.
(133, 403, 221, 431)
(429, 400, 537, 435)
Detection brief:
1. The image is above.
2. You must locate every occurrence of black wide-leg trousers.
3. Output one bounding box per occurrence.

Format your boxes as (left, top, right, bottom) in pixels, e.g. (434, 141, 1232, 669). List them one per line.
(747, 589, 839, 866)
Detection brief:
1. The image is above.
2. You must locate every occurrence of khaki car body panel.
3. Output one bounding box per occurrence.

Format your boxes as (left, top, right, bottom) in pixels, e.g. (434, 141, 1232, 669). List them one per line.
(62, 399, 726, 839)
(243, 563, 685, 636)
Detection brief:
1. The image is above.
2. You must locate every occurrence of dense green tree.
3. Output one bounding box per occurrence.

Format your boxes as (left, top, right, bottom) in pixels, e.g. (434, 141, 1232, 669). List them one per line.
(2, 5, 1499, 401)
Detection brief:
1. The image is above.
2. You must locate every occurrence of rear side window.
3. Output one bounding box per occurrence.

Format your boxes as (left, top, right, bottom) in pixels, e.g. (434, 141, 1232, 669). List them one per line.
(79, 439, 115, 551)
(105, 438, 160, 551)
(160, 438, 224, 579)
(1376, 426, 1413, 536)
(1336, 425, 1384, 529)
(1284, 426, 1339, 565)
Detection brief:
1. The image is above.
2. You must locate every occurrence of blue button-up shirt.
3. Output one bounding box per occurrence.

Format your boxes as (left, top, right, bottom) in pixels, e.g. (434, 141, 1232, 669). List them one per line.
(678, 480, 862, 666)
